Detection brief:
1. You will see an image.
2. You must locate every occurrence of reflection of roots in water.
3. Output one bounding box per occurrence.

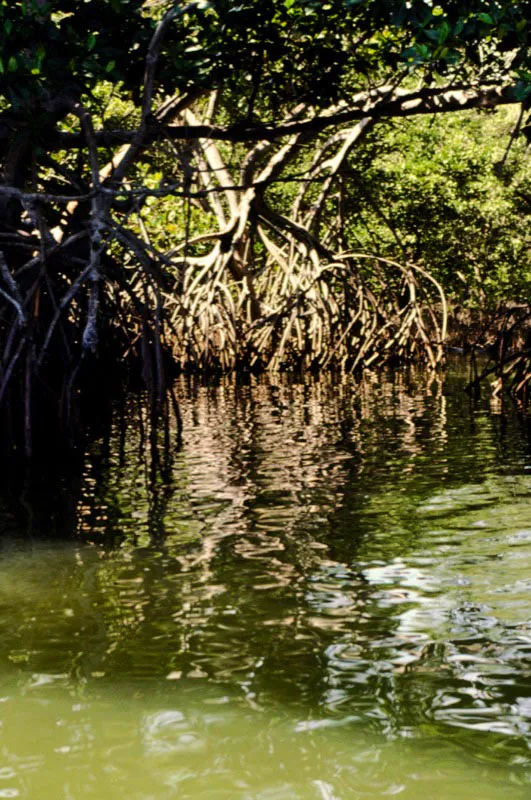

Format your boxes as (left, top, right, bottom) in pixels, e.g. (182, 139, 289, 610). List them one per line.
(74, 369, 447, 546)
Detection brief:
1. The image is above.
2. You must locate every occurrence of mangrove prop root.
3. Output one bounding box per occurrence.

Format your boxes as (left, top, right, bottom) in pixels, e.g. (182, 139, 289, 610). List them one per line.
(0, 90, 527, 456)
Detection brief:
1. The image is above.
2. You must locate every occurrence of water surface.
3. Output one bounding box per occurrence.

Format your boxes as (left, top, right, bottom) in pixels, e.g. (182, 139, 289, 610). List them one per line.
(1, 367, 530, 798)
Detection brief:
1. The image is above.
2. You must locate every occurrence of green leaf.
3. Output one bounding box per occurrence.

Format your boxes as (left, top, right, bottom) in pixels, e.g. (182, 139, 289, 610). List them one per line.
(88, 33, 97, 51)
(105, 60, 116, 72)
(4, 18, 11, 34)
(477, 13, 493, 25)
(0, 57, 4, 74)
(437, 21, 450, 45)
(8, 55, 17, 72)
(284, 0, 296, 7)
(514, 82, 531, 102)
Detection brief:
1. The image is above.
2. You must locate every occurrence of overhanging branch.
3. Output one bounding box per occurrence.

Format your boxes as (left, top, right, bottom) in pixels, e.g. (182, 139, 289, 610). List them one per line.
(55, 84, 519, 150)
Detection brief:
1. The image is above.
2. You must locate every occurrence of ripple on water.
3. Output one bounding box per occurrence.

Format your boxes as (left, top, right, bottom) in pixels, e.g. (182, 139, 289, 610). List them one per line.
(0, 371, 530, 797)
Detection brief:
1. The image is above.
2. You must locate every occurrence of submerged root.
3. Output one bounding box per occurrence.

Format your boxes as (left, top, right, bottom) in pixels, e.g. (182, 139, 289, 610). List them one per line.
(462, 304, 531, 405)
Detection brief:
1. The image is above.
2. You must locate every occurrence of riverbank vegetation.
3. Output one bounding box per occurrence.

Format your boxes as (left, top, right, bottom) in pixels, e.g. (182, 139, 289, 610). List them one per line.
(0, 0, 530, 456)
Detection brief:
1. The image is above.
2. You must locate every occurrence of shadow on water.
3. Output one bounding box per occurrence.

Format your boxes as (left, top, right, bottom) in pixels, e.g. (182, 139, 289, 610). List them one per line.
(0, 361, 531, 798)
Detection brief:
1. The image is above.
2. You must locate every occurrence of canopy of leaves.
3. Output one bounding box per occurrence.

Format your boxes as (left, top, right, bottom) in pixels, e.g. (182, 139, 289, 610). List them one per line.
(0, 0, 529, 122)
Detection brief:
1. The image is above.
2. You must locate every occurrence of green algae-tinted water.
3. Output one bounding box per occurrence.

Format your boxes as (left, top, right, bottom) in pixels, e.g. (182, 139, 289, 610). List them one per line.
(0, 368, 530, 798)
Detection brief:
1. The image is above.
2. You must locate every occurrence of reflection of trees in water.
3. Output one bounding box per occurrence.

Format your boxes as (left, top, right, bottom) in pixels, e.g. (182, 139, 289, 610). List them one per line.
(2, 369, 530, 754)
(0, 369, 429, 541)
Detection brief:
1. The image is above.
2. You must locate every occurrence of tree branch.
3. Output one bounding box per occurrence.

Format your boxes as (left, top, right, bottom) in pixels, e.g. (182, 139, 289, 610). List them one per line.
(56, 84, 519, 150)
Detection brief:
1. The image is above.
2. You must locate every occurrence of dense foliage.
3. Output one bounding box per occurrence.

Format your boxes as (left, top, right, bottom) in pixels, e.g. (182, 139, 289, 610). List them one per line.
(1, 1, 529, 114)
(341, 107, 531, 302)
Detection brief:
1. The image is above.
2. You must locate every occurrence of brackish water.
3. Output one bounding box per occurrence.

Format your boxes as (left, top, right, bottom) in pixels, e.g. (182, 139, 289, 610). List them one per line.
(1, 366, 531, 799)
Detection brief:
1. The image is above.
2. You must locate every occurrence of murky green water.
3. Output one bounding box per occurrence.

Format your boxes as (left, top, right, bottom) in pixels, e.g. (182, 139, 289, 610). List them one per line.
(1, 366, 531, 798)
